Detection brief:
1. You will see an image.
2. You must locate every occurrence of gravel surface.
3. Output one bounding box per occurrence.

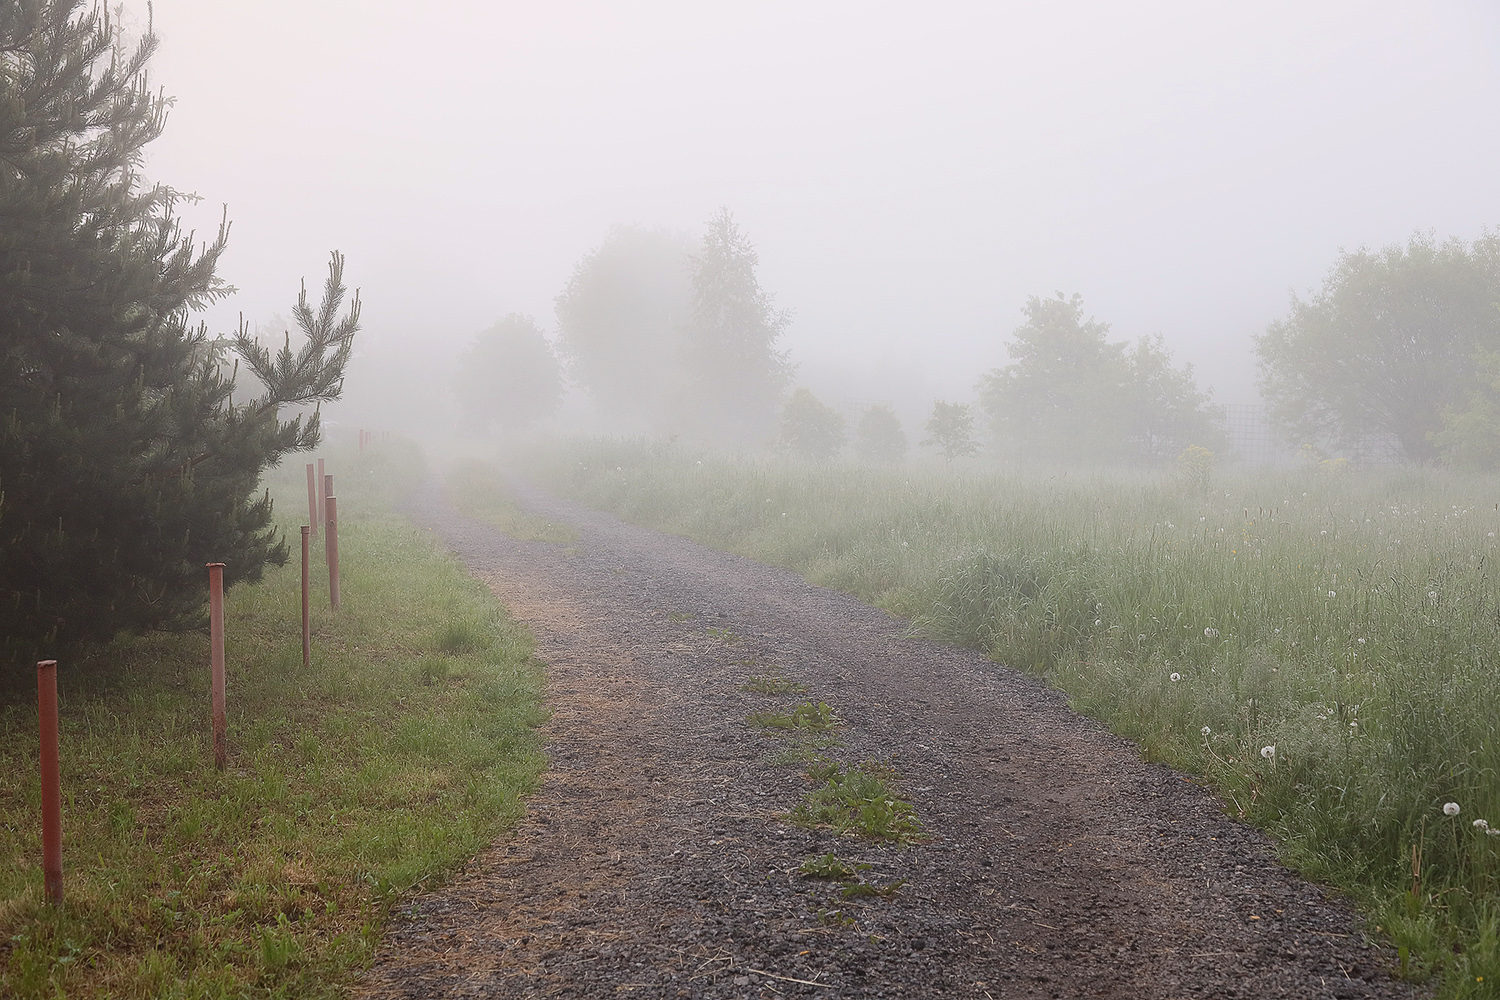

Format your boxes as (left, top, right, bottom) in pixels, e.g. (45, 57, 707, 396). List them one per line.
(355, 483, 1427, 1000)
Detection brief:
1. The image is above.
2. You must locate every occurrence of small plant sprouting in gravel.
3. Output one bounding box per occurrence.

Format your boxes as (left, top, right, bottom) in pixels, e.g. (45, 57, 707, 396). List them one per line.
(741, 668, 808, 695)
(799, 852, 907, 899)
(748, 700, 839, 733)
(706, 626, 745, 645)
(789, 761, 922, 842)
(799, 852, 869, 880)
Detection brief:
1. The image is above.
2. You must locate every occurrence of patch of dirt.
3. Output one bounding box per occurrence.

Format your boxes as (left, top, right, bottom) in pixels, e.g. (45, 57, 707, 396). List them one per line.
(355, 483, 1426, 999)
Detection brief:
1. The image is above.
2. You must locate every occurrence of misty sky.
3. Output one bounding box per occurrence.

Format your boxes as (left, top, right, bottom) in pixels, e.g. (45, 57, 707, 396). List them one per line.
(135, 1, 1500, 423)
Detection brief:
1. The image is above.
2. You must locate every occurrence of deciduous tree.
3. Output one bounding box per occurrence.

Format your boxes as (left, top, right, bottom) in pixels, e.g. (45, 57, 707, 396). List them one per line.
(453, 314, 563, 433)
(777, 388, 845, 460)
(1256, 232, 1500, 464)
(921, 401, 980, 462)
(855, 404, 907, 463)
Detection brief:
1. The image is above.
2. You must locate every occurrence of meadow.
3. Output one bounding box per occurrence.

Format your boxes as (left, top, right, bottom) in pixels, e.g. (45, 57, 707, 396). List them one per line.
(523, 437, 1500, 998)
(0, 443, 547, 999)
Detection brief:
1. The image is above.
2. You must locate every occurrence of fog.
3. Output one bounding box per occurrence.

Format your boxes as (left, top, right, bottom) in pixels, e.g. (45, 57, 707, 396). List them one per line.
(135, 1, 1500, 436)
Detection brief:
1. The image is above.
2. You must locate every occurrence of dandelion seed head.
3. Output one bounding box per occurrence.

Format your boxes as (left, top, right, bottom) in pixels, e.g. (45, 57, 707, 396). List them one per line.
(1329, 590, 1337, 598)
(1201, 726, 1211, 736)
(1445, 802, 1462, 816)
(1204, 627, 1219, 638)
(1475, 819, 1490, 831)
(1170, 672, 1181, 682)
(1261, 745, 1275, 760)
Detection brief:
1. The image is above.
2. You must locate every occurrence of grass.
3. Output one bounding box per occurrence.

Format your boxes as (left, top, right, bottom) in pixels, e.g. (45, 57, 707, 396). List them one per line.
(523, 436, 1500, 998)
(447, 459, 579, 543)
(0, 441, 547, 999)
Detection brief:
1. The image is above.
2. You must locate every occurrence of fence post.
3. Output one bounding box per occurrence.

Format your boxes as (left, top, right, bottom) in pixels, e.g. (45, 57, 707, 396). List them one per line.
(326, 495, 340, 611)
(317, 458, 326, 532)
(301, 526, 311, 668)
(306, 463, 318, 539)
(37, 659, 62, 906)
(208, 563, 227, 771)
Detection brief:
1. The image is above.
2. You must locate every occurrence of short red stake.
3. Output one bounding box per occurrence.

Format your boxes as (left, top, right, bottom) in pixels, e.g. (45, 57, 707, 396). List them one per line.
(317, 458, 327, 532)
(301, 526, 311, 668)
(306, 463, 318, 539)
(208, 562, 227, 771)
(326, 495, 341, 611)
(37, 659, 62, 906)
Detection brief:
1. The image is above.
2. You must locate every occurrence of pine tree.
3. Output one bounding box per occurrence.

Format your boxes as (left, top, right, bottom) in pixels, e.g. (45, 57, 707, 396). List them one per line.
(0, 2, 359, 667)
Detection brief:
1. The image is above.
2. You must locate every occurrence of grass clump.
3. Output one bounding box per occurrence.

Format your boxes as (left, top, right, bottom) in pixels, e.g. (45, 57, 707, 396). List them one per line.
(0, 442, 547, 1000)
(748, 700, 839, 733)
(741, 668, 808, 695)
(798, 852, 905, 899)
(788, 761, 921, 843)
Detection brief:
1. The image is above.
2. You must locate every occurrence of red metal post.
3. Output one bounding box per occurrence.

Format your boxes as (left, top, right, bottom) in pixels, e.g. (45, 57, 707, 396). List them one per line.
(323, 473, 335, 598)
(208, 563, 227, 771)
(301, 526, 311, 668)
(306, 463, 318, 539)
(317, 458, 326, 532)
(37, 660, 62, 906)
(326, 495, 340, 611)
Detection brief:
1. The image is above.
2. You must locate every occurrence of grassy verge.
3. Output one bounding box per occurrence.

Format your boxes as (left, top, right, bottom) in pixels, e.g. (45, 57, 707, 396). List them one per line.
(525, 437, 1500, 998)
(0, 442, 547, 999)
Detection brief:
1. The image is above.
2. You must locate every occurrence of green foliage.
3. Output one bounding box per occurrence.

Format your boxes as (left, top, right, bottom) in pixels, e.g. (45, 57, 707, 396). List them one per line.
(748, 699, 840, 733)
(453, 314, 563, 433)
(1256, 232, 1500, 465)
(778, 388, 846, 460)
(979, 293, 1221, 464)
(920, 400, 979, 462)
(554, 225, 693, 431)
(798, 852, 868, 880)
(854, 404, 907, 463)
(0, 4, 358, 665)
(0, 457, 546, 999)
(680, 207, 793, 444)
(1434, 347, 1500, 470)
(788, 761, 921, 842)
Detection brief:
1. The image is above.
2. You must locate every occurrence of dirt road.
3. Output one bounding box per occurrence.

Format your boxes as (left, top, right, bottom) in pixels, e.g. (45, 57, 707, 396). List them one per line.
(356, 484, 1423, 999)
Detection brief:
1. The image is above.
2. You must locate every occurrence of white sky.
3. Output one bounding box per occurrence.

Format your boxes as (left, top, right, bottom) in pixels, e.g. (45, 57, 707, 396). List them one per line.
(134, 0, 1500, 420)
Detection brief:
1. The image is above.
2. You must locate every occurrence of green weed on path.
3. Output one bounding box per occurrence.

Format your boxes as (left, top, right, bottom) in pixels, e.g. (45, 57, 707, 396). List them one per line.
(525, 437, 1500, 998)
(0, 445, 547, 999)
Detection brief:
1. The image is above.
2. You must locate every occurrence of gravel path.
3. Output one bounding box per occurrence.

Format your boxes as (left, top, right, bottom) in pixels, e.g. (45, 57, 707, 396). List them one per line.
(355, 483, 1425, 1000)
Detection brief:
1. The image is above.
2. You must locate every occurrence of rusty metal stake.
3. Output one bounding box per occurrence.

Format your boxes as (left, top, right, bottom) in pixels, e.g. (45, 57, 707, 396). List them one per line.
(317, 458, 326, 532)
(301, 526, 311, 668)
(326, 495, 340, 611)
(37, 659, 62, 906)
(208, 562, 227, 770)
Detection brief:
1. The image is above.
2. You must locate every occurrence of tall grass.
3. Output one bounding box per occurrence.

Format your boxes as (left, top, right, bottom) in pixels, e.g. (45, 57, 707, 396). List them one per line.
(526, 438, 1500, 997)
(0, 442, 547, 999)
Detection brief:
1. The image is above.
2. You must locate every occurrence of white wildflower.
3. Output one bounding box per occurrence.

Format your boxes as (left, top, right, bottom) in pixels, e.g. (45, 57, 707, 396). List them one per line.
(1204, 627, 1219, 638)
(1170, 672, 1181, 682)
(1475, 819, 1490, 831)
(1201, 726, 1211, 736)
(1444, 802, 1461, 816)
(1261, 745, 1276, 760)
(1328, 590, 1336, 599)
